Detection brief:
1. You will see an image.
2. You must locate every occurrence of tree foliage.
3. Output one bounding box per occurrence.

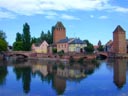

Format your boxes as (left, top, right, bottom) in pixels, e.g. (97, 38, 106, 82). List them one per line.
(39, 30, 53, 44)
(0, 30, 6, 40)
(13, 41, 23, 51)
(0, 39, 7, 52)
(16, 32, 22, 42)
(22, 23, 31, 51)
(97, 45, 104, 52)
(84, 40, 94, 53)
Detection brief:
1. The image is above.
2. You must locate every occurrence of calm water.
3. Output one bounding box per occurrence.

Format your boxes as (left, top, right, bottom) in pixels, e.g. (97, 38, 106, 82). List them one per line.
(0, 59, 128, 96)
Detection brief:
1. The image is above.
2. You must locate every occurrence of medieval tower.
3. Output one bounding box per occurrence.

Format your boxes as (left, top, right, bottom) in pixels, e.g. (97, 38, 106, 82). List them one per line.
(113, 25, 127, 54)
(52, 21, 66, 43)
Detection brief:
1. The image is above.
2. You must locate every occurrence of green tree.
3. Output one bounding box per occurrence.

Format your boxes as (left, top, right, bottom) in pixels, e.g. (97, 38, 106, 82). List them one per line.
(22, 23, 31, 51)
(0, 30, 6, 40)
(31, 37, 37, 45)
(84, 40, 94, 53)
(97, 45, 104, 52)
(13, 41, 23, 51)
(39, 30, 53, 44)
(0, 39, 7, 52)
(13, 32, 23, 51)
(16, 32, 22, 42)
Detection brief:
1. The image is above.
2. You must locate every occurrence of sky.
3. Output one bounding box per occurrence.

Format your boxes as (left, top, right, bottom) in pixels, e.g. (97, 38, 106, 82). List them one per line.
(0, 0, 128, 45)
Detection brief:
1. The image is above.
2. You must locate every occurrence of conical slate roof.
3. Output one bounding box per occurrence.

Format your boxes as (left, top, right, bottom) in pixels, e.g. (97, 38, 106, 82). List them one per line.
(55, 21, 65, 29)
(113, 25, 125, 33)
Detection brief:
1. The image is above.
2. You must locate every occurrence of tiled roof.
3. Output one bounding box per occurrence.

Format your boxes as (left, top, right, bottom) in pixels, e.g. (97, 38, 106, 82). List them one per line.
(57, 37, 69, 43)
(55, 21, 65, 29)
(69, 38, 85, 44)
(113, 25, 125, 33)
(106, 40, 113, 46)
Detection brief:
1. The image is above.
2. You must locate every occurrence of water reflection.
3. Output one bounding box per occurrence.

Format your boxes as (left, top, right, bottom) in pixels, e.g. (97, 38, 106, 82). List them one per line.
(0, 61, 8, 86)
(113, 59, 127, 89)
(1, 59, 128, 95)
(3, 59, 99, 95)
(13, 66, 31, 93)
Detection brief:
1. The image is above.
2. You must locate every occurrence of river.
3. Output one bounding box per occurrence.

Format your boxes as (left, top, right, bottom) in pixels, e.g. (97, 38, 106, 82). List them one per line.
(0, 59, 128, 96)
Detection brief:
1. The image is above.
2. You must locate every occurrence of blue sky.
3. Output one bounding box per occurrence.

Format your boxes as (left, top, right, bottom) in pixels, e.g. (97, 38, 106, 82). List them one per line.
(0, 0, 128, 45)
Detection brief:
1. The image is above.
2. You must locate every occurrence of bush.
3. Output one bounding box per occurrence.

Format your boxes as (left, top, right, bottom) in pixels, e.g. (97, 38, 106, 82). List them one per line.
(58, 50, 64, 57)
(52, 48, 57, 54)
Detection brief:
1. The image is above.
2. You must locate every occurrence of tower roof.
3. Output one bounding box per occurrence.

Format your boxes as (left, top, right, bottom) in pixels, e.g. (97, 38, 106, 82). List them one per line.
(113, 25, 125, 33)
(55, 21, 65, 29)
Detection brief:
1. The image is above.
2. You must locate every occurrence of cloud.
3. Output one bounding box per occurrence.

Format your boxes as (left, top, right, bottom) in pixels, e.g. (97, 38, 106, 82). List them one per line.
(0, 10, 15, 19)
(0, 0, 128, 19)
(90, 15, 94, 18)
(113, 6, 128, 13)
(61, 14, 80, 20)
(98, 16, 108, 19)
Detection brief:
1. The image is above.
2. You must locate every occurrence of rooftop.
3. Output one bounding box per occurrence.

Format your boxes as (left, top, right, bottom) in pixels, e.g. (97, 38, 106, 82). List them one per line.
(113, 25, 125, 33)
(55, 21, 65, 29)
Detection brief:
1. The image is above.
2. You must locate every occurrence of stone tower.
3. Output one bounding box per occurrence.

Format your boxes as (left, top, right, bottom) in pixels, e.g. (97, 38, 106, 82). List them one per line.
(53, 21, 66, 43)
(113, 25, 126, 54)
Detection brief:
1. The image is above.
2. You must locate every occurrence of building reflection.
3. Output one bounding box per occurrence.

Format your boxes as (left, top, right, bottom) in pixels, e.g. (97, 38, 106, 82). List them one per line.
(52, 75, 66, 95)
(113, 59, 127, 89)
(11, 59, 99, 95)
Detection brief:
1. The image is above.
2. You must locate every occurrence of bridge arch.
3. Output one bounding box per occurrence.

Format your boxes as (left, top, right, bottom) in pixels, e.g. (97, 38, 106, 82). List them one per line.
(96, 52, 108, 60)
(8, 53, 28, 59)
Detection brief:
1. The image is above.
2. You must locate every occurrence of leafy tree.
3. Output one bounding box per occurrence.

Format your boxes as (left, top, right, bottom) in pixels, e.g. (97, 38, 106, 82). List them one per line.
(0, 30, 6, 40)
(84, 40, 94, 53)
(31, 37, 37, 45)
(13, 41, 23, 51)
(0, 39, 7, 52)
(16, 32, 22, 42)
(22, 23, 31, 51)
(13, 32, 23, 51)
(39, 30, 53, 44)
(97, 45, 104, 52)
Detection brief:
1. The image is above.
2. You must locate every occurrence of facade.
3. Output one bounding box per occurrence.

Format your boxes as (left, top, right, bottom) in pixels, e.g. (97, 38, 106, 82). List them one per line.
(104, 40, 113, 52)
(69, 38, 87, 53)
(53, 21, 66, 43)
(32, 40, 49, 53)
(113, 25, 127, 54)
(57, 38, 70, 53)
(57, 38, 86, 53)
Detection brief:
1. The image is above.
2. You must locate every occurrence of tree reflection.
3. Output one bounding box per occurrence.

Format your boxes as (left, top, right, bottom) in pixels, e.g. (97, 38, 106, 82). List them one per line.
(13, 67, 31, 94)
(0, 66, 8, 85)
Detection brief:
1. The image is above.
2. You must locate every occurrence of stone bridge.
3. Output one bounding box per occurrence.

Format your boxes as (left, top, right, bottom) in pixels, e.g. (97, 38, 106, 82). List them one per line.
(96, 52, 108, 59)
(5, 51, 34, 59)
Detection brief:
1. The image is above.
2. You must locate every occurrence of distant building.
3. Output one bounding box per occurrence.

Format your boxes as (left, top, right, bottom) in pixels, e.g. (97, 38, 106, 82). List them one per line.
(53, 21, 66, 43)
(113, 25, 127, 54)
(104, 40, 113, 52)
(31, 40, 49, 53)
(57, 38, 86, 53)
(68, 38, 87, 53)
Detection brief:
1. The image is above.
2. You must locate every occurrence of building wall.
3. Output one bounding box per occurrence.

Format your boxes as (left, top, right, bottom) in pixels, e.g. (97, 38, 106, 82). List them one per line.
(32, 41, 48, 53)
(57, 43, 68, 53)
(53, 28, 66, 43)
(113, 31, 126, 53)
(69, 44, 87, 52)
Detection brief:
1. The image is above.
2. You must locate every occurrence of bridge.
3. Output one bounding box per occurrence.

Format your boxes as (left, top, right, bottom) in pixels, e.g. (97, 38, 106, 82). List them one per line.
(5, 51, 33, 59)
(96, 52, 108, 59)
